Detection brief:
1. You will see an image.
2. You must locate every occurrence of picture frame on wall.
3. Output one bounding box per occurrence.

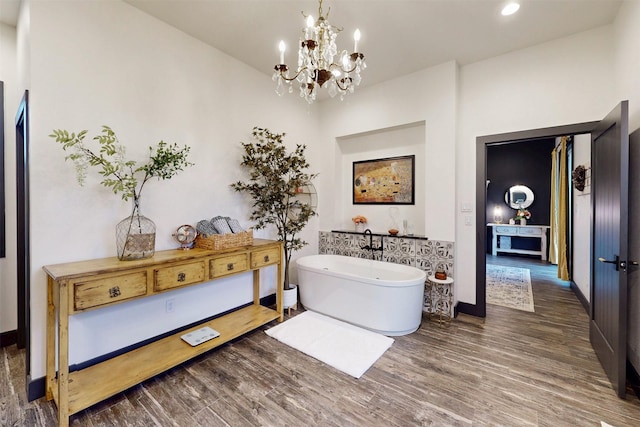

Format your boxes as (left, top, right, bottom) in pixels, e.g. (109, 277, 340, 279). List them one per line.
(353, 155, 415, 205)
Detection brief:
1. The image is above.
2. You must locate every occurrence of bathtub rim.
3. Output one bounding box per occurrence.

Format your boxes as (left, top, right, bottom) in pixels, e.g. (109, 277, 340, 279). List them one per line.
(296, 254, 426, 288)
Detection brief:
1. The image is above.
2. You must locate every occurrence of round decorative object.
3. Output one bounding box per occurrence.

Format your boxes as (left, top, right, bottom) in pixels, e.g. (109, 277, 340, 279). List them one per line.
(172, 224, 198, 250)
(504, 184, 534, 209)
(388, 229, 399, 235)
(288, 182, 318, 221)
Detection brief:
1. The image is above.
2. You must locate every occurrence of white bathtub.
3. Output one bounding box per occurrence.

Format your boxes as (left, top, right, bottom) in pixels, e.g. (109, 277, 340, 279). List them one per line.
(296, 254, 426, 336)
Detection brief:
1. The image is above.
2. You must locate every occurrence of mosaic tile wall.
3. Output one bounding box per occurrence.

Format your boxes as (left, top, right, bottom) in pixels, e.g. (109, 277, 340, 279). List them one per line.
(318, 231, 455, 313)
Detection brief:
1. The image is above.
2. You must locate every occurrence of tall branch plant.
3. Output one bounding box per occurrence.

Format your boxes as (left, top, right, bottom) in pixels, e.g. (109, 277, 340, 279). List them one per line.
(50, 125, 193, 208)
(231, 127, 317, 290)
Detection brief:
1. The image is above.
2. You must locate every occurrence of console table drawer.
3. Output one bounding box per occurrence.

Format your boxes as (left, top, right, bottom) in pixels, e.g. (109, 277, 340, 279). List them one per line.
(210, 253, 249, 278)
(518, 227, 542, 236)
(251, 247, 281, 268)
(153, 261, 205, 291)
(495, 226, 518, 234)
(74, 272, 147, 311)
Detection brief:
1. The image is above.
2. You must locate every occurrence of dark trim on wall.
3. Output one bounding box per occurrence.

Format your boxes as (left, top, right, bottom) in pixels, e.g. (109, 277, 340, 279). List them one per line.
(468, 121, 600, 318)
(27, 375, 45, 402)
(570, 280, 590, 314)
(0, 330, 17, 347)
(456, 301, 484, 317)
(628, 361, 640, 399)
(0, 81, 5, 258)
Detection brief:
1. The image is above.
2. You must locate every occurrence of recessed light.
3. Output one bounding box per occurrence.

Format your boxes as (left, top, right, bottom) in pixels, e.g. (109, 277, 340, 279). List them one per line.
(501, 2, 520, 16)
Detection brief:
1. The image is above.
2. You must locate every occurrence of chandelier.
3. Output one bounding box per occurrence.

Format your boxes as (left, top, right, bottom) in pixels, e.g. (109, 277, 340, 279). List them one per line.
(273, 0, 366, 104)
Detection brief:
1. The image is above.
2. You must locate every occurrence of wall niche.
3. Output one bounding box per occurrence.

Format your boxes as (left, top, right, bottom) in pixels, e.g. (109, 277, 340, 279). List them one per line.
(336, 121, 426, 236)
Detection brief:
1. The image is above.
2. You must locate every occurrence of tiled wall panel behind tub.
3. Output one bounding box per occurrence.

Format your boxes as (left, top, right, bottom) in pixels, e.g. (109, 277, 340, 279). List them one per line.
(318, 231, 455, 312)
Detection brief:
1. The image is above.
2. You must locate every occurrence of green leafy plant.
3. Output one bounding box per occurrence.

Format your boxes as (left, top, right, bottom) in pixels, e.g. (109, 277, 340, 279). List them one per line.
(231, 127, 317, 290)
(50, 125, 193, 205)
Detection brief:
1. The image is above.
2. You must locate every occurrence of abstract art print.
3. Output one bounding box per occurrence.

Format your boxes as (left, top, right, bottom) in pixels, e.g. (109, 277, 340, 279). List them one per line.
(353, 155, 415, 204)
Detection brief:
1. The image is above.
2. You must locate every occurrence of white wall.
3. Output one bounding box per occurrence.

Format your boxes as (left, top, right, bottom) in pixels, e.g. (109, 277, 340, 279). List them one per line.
(456, 26, 616, 304)
(0, 22, 19, 334)
(23, 0, 318, 376)
(572, 134, 591, 302)
(614, 0, 640, 133)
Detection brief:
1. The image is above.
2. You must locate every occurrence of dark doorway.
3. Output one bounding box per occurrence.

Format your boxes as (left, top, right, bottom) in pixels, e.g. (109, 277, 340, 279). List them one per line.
(15, 91, 30, 385)
(463, 122, 598, 319)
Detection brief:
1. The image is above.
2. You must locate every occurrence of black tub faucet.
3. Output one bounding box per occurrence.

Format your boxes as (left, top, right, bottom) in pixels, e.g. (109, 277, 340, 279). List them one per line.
(361, 228, 382, 253)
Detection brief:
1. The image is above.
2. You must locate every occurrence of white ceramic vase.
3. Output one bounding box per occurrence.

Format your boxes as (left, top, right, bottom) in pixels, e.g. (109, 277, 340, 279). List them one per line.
(283, 284, 298, 309)
(520, 218, 527, 226)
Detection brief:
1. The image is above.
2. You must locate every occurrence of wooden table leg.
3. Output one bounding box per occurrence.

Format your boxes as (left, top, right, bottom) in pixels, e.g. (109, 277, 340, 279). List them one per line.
(277, 252, 284, 322)
(57, 280, 70, 427)
(46, 277, 56, 401)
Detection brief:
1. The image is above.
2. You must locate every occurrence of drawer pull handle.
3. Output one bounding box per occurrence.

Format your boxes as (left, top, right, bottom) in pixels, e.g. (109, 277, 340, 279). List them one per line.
(227, 263, 234, 271)
(109, 286, 121, 298)
(264, 255, 270, 262)
(177, 273, 186, 282)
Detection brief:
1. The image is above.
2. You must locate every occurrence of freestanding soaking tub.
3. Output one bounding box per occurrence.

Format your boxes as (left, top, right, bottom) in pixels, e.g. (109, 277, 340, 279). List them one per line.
(296, 254, 426, 336)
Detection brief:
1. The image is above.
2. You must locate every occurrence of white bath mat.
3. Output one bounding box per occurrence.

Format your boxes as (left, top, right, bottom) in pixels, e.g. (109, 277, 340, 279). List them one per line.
(265, 311, 394, 378)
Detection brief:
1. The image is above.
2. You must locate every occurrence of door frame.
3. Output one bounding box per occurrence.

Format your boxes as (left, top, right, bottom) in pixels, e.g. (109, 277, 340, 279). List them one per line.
(0, 81, 5, 260)
(15, 91, 30, 388)
(465, 121, 599, 318)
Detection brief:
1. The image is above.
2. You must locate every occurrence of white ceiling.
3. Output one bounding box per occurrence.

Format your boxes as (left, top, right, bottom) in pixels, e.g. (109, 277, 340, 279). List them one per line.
(1, 0, 623, 89)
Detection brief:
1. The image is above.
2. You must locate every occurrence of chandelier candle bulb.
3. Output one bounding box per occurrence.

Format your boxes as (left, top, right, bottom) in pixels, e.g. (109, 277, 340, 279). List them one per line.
(306, 15, 314, 38)
(279, 40, 286, 64)
(354, 29, 360, 52)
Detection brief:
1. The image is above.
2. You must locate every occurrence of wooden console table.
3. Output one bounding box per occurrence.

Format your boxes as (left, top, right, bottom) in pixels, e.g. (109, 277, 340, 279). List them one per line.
(43, 239, 283, 427)
(488, 223, 550, 261)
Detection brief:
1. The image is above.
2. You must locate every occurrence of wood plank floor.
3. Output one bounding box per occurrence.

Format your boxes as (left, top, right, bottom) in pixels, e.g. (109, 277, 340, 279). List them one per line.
(2, 255, 640, 426)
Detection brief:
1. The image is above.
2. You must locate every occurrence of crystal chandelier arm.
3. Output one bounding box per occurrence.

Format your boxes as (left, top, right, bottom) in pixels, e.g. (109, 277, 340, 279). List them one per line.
(328, 55, 363, 75)
(274, 64, 310, 82)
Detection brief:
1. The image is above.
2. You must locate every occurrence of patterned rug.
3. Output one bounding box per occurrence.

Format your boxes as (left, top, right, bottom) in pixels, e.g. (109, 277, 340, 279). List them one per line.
(486, 265, 535, 312)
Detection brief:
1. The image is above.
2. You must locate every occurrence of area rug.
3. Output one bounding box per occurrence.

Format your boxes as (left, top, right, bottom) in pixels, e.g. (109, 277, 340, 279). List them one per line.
(486, 265, 535, 312)
(265, 311, 394, 378)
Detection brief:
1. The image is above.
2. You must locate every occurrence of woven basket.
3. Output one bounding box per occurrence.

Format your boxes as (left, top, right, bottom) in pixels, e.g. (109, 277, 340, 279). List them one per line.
(194, 229, 253, 251)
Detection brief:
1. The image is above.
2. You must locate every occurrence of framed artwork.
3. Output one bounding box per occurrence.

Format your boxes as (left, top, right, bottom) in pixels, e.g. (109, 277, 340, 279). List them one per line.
(353, 155, 415, 204)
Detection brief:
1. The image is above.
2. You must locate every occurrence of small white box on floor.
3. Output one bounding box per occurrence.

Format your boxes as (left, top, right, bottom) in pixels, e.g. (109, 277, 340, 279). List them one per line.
(181, 326, 220, 346)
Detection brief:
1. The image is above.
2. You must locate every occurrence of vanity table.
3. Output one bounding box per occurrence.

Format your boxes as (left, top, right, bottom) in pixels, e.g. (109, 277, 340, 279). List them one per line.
(488, 223, 550, 261)
(43, 240, 283, 427)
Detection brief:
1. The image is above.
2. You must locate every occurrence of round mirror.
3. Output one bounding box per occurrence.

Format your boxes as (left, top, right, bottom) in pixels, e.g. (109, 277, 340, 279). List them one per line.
(504, 185, 534, 209)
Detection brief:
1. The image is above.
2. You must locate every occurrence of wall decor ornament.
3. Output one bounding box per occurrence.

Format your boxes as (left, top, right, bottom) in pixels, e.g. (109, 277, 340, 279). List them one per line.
(353, 155, 415, 205)
(572, 164, 587, 191)
(50, 126, 193, 260)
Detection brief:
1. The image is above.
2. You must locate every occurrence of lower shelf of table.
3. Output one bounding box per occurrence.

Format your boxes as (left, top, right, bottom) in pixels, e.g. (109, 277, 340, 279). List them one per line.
(49, 304, 281, 416)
